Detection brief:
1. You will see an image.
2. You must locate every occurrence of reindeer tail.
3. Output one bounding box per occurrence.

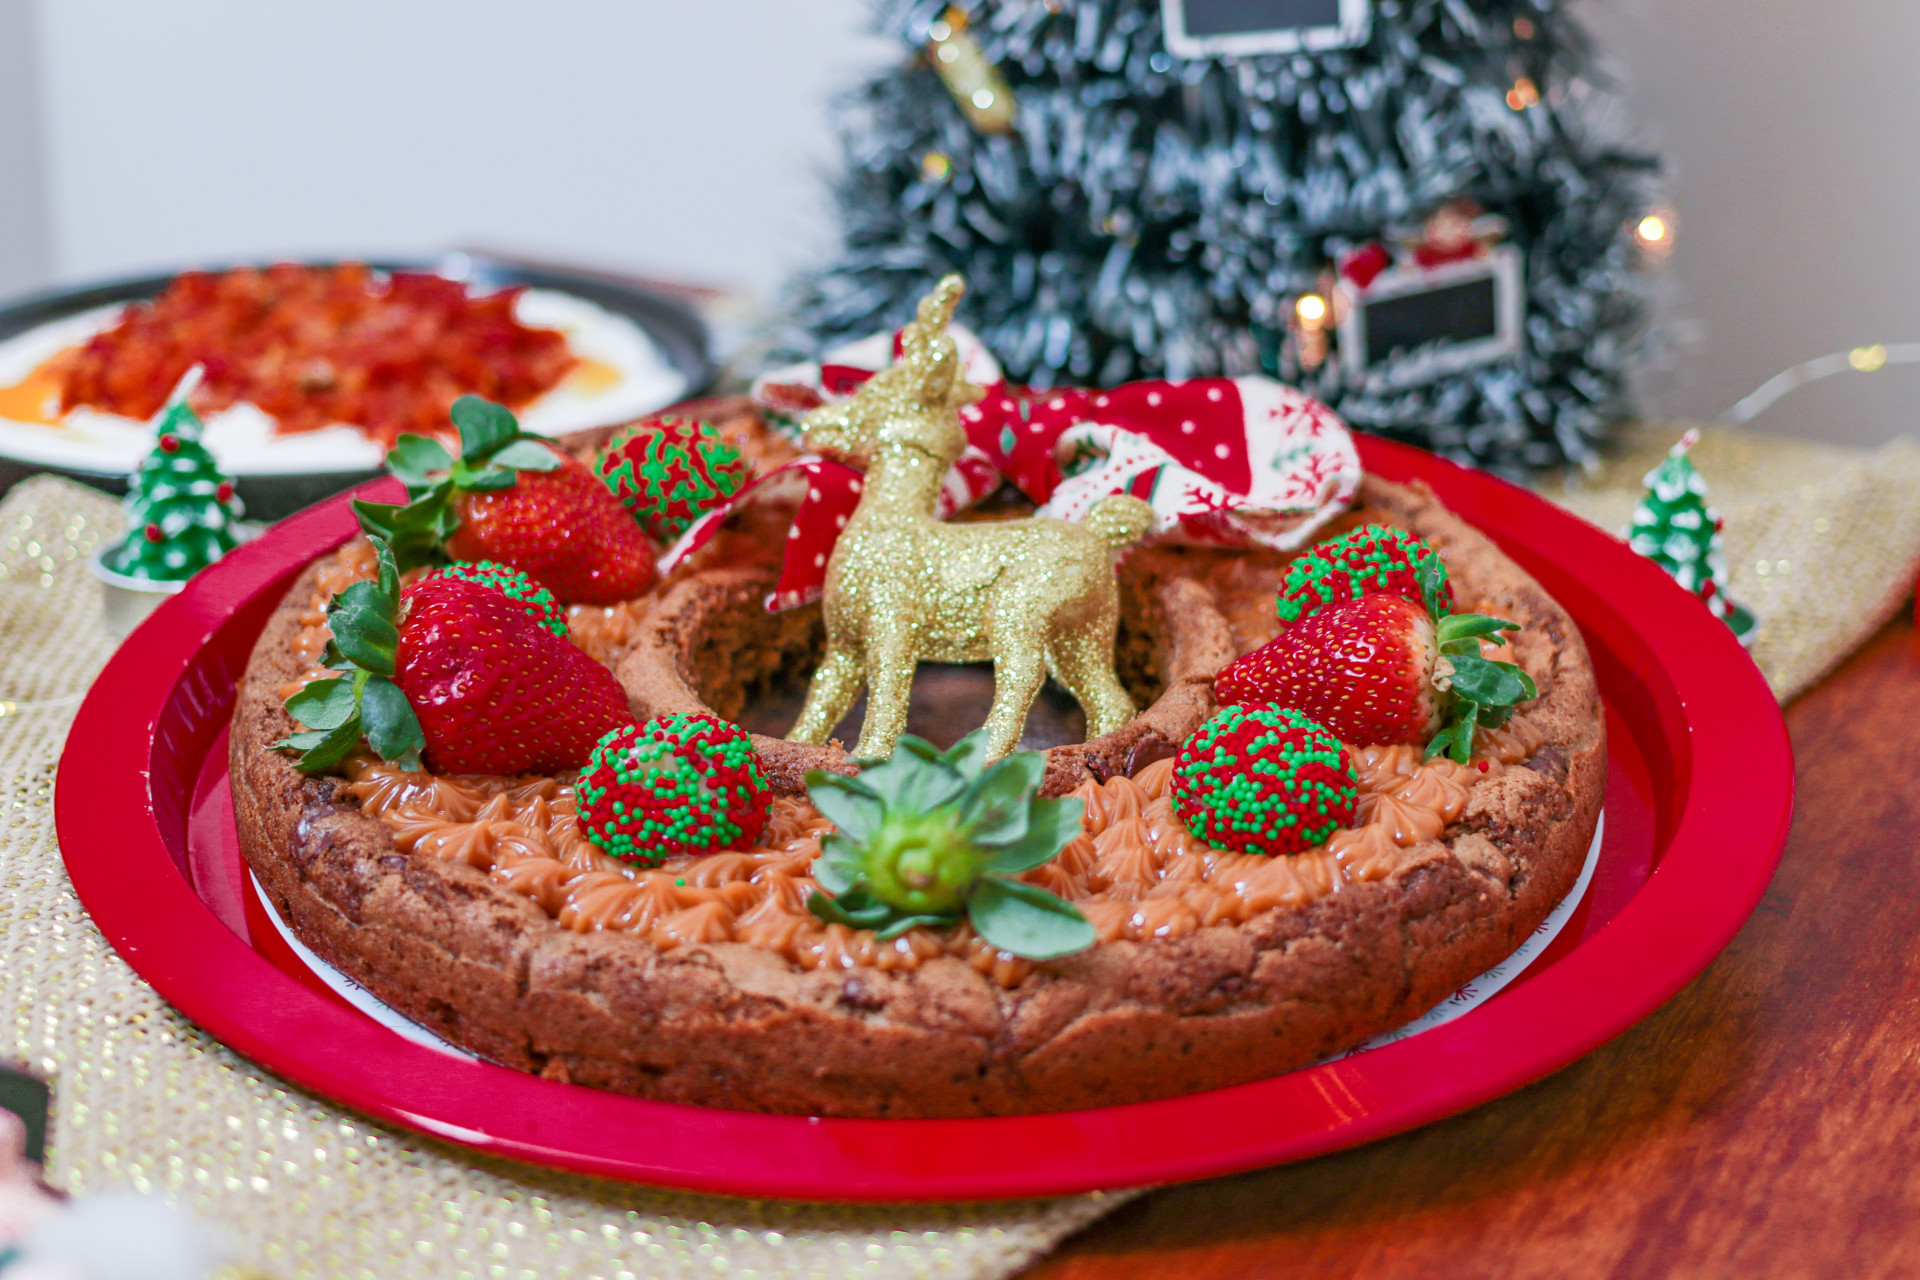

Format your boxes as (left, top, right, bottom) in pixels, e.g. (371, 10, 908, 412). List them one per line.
(1084, 495, 1154, 549)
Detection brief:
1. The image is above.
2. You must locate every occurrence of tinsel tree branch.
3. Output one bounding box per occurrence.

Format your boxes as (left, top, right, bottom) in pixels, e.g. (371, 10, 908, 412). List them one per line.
(777, 0, 1662, 475)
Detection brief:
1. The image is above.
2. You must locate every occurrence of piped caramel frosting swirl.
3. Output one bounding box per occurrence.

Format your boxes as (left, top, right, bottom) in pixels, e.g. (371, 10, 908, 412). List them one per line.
(345, 714, 1542, 989)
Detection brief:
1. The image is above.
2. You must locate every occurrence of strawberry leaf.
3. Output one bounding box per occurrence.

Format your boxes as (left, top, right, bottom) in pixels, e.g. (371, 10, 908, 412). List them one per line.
(386, 434, 453, 494)
(1445, 655, 1534, 707)
(451, 395, 518, 460)
(360, 676, 424, 771)
(373, 537, 400, 607)
(353, 494, 452, 571)
(328, 580, 399, 676)
(1435, 613, 1519, 647)
(491, 439, 564, 471)
(1416, 558, 1452, 619)
(966, 877, 1095, 959)
(285, 676, 358, 731)
(450, 463, 517, 491)
(273, 716, 362, 771)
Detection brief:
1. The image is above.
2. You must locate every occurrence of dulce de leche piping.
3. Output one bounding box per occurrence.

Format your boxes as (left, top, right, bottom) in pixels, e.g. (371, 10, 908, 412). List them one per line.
(296, 540, 1547, 988)
(345, 717, 1542, 990)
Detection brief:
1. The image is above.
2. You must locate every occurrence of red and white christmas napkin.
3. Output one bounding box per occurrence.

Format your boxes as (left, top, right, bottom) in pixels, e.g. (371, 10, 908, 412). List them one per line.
(663, 327, 1360, 611)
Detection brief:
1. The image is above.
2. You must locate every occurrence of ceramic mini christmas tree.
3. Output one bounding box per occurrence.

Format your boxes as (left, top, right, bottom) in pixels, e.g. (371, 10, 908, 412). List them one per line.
(101, 398, 244, 581)
(1627, 430, 1756, 645)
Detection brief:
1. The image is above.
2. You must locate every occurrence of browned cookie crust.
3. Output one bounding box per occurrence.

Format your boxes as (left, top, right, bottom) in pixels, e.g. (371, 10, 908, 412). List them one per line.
(230, 476, 1604, 1118)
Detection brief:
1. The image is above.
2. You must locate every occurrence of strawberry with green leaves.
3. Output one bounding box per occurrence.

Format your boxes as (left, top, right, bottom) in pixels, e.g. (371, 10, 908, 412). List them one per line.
(1216, 587, 1537, 764)
(354, 395, 657, 606)
(275, 535, 633, 776)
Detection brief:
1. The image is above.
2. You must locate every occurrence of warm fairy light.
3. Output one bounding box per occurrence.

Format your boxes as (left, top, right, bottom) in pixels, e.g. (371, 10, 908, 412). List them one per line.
(1506, 78, 1540, 110)
(972, 88, 997, 109)
(1849, 344, 1889, 372)
(928, 19, 953, 40)
(921, 151, 953, 182)
(1295, 294, 1328, 325)
(938, 42, 960, 62)
(1513, 16, 1536, 38)
(1633, 206, 1678, 259)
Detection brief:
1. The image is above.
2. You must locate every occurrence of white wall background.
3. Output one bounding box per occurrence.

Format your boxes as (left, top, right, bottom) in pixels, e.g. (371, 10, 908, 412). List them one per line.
(6, 0, 1919, 445)
(25, 0, 889, 292)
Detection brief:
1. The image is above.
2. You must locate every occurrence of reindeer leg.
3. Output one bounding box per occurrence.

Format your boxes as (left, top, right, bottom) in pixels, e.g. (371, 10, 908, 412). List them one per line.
(851, 622, 919, 759)
(984, 640, 1049, 761)
(790, 644, 863, 745)
(1047, 619, 1136, 742)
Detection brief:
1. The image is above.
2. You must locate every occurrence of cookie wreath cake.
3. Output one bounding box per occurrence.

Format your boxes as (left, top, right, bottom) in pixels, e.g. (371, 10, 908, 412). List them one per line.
(230, 278, 1603, 1118)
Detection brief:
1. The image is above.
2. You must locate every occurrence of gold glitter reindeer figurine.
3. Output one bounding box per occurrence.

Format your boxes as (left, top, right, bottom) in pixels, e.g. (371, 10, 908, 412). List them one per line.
(788, 274, 1154, 761)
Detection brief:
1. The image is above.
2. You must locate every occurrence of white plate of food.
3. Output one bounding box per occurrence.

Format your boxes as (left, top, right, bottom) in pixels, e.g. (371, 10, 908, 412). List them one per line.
(0, 254, 712, 517)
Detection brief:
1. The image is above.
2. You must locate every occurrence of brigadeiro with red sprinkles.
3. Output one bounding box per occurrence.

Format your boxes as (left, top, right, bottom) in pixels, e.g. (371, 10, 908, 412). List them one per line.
(577, 712, 771, 864)
(1170, 705, 1359, 857)
(596, 417, 751, 547)
(1274, 524, 1456, 624)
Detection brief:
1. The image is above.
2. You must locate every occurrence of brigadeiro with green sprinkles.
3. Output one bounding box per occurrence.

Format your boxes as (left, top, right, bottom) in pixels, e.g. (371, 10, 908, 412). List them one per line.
(596, 417, 751, 547)
(1275, 525, 1455, 625)
(1170, 706, 1359, 857)
(577, 713, 771, 864)
(416, 561, 568, 637)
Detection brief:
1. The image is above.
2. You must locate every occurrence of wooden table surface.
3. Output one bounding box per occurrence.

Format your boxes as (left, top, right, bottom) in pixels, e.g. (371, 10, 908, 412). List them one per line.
(1025, 614, 1920, 1280)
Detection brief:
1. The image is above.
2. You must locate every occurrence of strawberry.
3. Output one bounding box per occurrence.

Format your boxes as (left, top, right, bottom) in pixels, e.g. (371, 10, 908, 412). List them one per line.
(275, 536, 633, 776)
(354, 395, 657, 605)
(1215, 593, 1537, 763)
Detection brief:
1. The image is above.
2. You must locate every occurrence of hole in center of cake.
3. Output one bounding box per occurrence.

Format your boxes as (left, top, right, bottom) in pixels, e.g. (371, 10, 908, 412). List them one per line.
(735, 663, 1088, 751)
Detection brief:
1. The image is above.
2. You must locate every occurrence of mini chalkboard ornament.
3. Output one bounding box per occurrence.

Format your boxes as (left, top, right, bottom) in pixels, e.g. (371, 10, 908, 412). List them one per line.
(1626, 430, 1758, 645)
(785, 275, 1153, 761)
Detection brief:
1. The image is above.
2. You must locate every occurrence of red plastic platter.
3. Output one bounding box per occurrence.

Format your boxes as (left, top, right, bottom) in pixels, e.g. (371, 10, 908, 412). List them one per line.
(57, 437, 1794, 1202)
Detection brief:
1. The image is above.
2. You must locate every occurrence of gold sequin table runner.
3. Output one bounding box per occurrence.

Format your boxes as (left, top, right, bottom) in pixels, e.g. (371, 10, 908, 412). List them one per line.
(3, 420, 1917, 1275)
(0, 475, 1131, 1278)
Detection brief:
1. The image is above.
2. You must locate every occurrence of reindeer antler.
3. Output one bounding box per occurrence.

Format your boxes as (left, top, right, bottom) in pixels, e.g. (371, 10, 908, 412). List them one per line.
(901, 274, 966, 359)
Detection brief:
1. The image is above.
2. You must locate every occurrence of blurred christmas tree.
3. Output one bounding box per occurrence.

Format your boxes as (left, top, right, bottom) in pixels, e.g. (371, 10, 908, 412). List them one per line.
(783, 0, 1664, 474)
(1627, 429, 1756, 644)
(102, 400, 245, 581)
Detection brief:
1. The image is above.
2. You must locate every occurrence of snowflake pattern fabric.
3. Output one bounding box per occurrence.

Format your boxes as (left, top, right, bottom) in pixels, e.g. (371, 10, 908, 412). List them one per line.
(680, 327, 1359, 610)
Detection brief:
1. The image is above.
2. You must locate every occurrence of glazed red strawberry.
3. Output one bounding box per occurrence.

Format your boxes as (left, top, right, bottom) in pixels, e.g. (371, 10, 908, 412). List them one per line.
(274, 536, 633, 776)
(393, 573, 632, 774)
(1215, 593, 1538, 762)
(355, 395, 657, 605)
(444, 450, 657, 603)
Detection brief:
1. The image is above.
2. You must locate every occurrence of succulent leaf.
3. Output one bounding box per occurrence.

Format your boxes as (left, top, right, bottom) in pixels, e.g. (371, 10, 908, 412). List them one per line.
(966, 877, 1097, 960)
(805, 774, 885, 844)
(960, 754, 1043, 847)
(937, 732, 992, 780)
(804, 731, 1093, 960)
(981, 796, 1084, 874)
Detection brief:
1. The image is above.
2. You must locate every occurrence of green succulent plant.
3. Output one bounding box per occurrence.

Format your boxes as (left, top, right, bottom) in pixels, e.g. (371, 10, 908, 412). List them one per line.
(805, 731, 1095, 961)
